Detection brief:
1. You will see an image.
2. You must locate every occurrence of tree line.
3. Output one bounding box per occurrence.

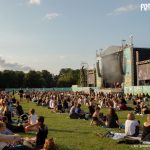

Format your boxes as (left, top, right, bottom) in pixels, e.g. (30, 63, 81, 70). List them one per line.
(0, 68, 80, 88)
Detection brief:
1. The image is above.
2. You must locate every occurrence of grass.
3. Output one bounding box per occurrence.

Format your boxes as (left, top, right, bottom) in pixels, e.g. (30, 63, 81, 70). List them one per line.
(15, 95, 150, 150)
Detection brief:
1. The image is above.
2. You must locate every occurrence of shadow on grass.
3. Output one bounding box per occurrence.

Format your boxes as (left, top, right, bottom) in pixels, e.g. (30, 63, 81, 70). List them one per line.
(49, 128, 90, 134)
(58, 144, 78, 150)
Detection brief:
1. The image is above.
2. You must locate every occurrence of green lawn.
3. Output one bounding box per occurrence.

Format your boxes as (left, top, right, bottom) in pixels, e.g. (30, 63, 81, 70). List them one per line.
(16, 96, 150, 150)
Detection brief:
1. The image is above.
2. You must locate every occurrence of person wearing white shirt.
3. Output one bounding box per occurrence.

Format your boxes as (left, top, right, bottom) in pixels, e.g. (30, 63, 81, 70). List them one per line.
(125, 112, 139, 136)
(49, 99, 55, 109)
(25, 109, 38, 133)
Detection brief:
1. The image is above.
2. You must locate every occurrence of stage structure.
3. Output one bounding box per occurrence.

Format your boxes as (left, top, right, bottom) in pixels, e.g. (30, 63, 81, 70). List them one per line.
(136, 58, 150, 86)
(80, 62, 88, 87)
(80, 62, 96, 87)
(96, 43, 150, 88)
(87, 69, 96, 87)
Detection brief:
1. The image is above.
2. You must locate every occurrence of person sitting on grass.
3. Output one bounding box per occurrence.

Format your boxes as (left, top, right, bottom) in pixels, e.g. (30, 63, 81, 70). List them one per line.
(2, 116, 25, 133)
(119, 98, 127, 110)
(105, 107, 120, 128)
(24, 108, 38, 133)
(140, 102, 150, 115)
(27, 108, 37, 125)
(125, 112, 140, 137)
(0, 121, 14, 135)
(69, 101, 78, 119)
(90, 107, 104, 126)
(134, 102, 141, 115)
(75, 104, 85, 119)
(88, 100, 95, 118)
(1, 100, 12, 123)
(16, 101, 24, 116)
(43, 138, 58, 150)
(24, 116, 48, 150)
(49, 98, 55, 110)
(141, 114, 150, 141)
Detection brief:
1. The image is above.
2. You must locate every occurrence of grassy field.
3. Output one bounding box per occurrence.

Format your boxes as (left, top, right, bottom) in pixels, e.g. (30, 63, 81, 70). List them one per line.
(16, 96, 150, 150)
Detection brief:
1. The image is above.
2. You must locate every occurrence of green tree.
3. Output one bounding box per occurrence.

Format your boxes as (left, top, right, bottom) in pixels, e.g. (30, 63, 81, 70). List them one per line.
(57, 68, 80, 87)
(0, 71, 4, 88)
(15, 71, 25, 88)
(41, 70, 53, 88)
(25, 70, 44, 88)
(2, 70, 18, 88)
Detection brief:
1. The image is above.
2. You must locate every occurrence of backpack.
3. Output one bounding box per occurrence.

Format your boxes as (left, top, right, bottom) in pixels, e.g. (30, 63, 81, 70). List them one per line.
(117, 137, 141, 144)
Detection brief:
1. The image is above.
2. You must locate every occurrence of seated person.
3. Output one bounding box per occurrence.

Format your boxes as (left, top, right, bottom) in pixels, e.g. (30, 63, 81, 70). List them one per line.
(140, 102, 150, 115)
(57, 99, 63, 112)
(49, 98, 55, 109)
(43, 138, 58, 150)
(24, 109, 38, 132)
(105, 108, 120, 128)
(119, 98, 127, 110)
(134, 103, 141, 114)
(141, 114, 150, 141)
(90, 107, 103, 126)
(3, 104, 12, 123)
(88, 101, 95, 117)
(28, 109, 37, 125)
(63, 99, 69, 112)
(125, 112, 140, 136)
(24, 116, 48, 150)
(16, 101, 24, 116)
(75, 104, 85, 119)
(0, 121, 13, 135)
(69, 102, 78, 119)
(3, 116, 25, 133)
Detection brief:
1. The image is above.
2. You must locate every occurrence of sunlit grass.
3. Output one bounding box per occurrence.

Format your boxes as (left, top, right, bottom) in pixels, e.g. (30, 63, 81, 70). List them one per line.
(15, 95, 149, 150)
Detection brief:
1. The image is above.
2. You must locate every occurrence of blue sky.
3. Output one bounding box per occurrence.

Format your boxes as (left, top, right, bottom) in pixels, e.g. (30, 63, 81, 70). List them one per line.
(0, 0, 150, 74)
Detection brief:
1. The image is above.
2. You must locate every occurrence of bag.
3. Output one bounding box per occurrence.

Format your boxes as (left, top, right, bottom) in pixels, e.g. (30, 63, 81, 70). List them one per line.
(117, 138, 141, 144)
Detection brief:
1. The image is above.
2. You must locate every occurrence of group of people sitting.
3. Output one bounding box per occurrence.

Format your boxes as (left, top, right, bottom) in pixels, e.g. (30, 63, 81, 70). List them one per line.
(25, 90, 150, 141)
(1, 90, 150, 150)
(0, 92, 57, 150)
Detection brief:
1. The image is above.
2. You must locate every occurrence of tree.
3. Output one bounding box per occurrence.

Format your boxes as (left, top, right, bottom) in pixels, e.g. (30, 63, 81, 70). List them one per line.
(15, 71, 25, 88)
(2, 70, 18, 88)
(25, 70, 44, 88)
(0, 71, 4, 88)
(41, 70, 53, 88)
(57, 68, 80, 87)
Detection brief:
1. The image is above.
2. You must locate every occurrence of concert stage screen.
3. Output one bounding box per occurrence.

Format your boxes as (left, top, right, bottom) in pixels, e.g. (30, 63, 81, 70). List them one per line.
(138, 63, 150, 80)
(102, 52, 123, 87)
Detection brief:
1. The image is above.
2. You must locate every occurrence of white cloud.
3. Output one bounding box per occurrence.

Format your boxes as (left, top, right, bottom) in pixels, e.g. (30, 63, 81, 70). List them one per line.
(108, 4, 139, 16)
(0, 56, 32, 72)
(44, 13, 61, 21)
(29, 0, 41, 5)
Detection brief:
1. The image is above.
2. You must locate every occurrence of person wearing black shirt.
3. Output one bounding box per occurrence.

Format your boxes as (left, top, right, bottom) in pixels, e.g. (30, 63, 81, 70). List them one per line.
(24, 116, 48, 149)
(16, 101, 24, 116)
(141, 115, 150, 141)
(35, 116, 48, 149)
(2, 116, 25, 133)
(105, 108, 120, 128)
(88, 101, 95, 117)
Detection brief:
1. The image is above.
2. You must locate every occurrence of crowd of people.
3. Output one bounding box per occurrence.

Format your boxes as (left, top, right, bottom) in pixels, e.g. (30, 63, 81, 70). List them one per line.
(0, 91, 57, 150)
(0, 90, 150, 149)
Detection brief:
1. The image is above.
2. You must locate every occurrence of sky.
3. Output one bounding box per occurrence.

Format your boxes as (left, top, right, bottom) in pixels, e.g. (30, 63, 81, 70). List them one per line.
(0, 0, 150, 74)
